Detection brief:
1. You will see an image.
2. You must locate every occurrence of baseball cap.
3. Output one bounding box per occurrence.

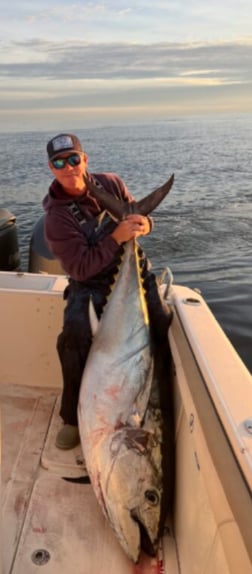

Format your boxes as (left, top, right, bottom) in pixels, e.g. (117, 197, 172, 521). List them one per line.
(47, 133, 83, 160)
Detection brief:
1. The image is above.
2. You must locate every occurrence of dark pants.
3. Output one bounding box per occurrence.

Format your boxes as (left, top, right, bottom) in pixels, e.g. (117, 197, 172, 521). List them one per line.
(57, 263, 172, 425)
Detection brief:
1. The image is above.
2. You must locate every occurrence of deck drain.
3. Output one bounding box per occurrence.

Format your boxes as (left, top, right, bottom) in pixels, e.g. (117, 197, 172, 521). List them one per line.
(31, 549, 50, 565)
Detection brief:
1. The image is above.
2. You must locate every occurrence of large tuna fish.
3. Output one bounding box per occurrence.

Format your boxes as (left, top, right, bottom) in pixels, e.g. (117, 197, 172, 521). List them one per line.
(78, 175, 174, 563)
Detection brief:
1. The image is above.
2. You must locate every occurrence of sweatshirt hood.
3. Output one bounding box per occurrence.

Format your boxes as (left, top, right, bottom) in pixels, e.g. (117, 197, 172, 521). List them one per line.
(43, 179, 85, 212)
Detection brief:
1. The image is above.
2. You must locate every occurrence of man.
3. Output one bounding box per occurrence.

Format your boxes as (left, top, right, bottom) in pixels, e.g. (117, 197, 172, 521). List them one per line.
(43, 133, 172, 450)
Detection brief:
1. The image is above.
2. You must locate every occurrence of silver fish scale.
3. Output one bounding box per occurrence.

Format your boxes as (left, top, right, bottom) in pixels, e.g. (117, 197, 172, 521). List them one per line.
(78, 239, 153, 437)
(78, 239, 163, 563)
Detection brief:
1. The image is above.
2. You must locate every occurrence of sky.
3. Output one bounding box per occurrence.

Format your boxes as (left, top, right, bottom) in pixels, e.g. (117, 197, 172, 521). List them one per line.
(1, 0, 252, 132)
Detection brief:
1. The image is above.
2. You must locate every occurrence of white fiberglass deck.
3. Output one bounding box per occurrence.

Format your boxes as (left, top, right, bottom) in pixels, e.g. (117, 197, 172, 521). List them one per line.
(1, 383, 177, 574)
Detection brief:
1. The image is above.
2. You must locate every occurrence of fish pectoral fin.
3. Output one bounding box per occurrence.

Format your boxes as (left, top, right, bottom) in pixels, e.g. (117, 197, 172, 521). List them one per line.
(88, 296, 100, 336)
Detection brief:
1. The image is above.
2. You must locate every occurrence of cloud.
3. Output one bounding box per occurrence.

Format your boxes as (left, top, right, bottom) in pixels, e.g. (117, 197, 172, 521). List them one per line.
(1, 39, 252, 84)
(1, 1, 252, 45)
(1, 36, 252, 130)
(1, 1, 252, 131)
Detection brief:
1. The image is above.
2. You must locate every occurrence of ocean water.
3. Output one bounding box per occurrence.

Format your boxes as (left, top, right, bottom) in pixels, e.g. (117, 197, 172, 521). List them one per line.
(0, 114, 251, 372)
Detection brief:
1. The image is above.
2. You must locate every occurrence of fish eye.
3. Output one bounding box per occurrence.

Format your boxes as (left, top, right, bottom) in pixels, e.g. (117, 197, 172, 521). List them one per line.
(144, 489, 159, 506)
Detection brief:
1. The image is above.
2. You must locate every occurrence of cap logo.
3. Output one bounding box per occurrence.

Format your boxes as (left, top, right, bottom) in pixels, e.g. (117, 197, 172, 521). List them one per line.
(52, 135, 74, 151)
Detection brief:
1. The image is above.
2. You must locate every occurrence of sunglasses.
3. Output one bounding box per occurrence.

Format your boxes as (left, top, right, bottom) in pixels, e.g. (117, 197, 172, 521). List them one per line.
(51, 153, 81, 170)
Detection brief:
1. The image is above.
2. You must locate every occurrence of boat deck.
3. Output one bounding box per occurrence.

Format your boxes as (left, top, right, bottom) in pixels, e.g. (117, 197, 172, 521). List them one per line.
(1, 274, 251, 573)
(1, 383, 178, 574)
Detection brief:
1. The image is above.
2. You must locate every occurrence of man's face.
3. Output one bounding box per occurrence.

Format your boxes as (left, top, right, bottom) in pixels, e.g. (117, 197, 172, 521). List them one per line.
(49, 151, 88, 196)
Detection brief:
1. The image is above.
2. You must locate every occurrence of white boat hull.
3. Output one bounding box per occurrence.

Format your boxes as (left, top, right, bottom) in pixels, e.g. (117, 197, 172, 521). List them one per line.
(0, 271, 251, 573)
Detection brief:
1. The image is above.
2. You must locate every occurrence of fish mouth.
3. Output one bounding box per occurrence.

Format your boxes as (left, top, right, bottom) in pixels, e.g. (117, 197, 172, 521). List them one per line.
(115, 508, 157, 563)
(107, 497, 159, 563)
(131, 512, 157, 558)
(130, 489, 160, 559)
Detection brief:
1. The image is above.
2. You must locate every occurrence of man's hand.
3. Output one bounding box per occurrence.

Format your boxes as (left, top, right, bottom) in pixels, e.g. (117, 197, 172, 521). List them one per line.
(111, 214, 152, 245)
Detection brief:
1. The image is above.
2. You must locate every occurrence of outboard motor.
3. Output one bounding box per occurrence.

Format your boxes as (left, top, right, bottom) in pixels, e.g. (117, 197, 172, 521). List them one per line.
(28, 214, 64, 275)
(0, 208, 20, 271)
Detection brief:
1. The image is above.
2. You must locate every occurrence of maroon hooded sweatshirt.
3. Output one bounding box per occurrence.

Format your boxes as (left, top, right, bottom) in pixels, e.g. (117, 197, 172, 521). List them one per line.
(43, 172, 134, 283)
